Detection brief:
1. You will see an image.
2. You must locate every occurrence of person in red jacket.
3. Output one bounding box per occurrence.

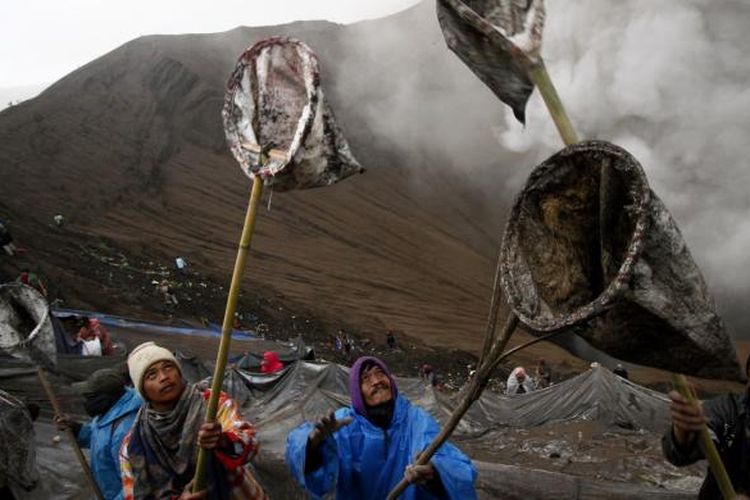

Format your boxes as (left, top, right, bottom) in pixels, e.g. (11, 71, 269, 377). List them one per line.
(260, 351, 284, 374)
(77, 317, 114, 356)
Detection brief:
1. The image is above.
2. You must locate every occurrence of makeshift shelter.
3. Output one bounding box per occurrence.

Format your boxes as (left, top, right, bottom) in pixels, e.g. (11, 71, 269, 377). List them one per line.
(0, 348, 697, 499)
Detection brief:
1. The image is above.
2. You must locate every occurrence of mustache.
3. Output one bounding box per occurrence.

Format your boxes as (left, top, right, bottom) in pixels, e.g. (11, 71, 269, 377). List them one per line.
(370, 382, 390, 395)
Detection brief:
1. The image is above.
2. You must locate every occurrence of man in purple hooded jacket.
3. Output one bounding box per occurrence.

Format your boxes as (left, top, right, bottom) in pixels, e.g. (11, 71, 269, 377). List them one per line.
(286, 356, 477, 499)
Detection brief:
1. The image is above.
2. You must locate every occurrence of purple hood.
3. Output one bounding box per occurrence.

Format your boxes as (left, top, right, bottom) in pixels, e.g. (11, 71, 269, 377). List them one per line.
(349, 356, 398, 417)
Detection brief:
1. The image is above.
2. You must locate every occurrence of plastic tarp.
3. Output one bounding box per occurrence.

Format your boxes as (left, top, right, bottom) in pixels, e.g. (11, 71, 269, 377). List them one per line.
(0, 357, 694, 499)
(53, 308, 261, 341)
(444, 365, 670, 434)
(0, 283, 56, 368)
(223, 37, 364, 191)
(500, 141, 742, 380)
(0, 390, 38, 494)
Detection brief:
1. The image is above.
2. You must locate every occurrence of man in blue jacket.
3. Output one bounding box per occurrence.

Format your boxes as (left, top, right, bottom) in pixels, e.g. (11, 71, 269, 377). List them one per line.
(55, 368, 141, 500)
(286, 356, 477, 499)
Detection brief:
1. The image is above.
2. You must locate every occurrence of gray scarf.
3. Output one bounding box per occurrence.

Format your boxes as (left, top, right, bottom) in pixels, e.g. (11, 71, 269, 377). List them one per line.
(130, 384, 206, 499)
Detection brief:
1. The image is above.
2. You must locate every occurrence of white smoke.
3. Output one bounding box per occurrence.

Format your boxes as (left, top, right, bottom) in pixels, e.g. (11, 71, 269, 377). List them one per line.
(496, 0, 750, 298)
(330, 0, 750, 332)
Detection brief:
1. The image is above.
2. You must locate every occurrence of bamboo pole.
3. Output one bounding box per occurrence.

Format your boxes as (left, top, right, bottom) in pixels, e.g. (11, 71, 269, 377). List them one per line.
(478, 251, 504, 367)
(192, 175, 264, 492)
(672, 374, 736, 499)
(527, 62, 579, 146)
(388, 55, 581, 500)
(37, 368, 104, 500)
(387, 315, 518, 499)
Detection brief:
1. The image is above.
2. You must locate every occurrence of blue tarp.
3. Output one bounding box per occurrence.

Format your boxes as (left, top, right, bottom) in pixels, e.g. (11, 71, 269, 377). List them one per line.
(52, 308, 260, 341)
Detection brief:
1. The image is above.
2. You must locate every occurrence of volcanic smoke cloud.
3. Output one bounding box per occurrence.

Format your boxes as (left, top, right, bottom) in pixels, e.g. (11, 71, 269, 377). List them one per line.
(339, 0, 750, 336)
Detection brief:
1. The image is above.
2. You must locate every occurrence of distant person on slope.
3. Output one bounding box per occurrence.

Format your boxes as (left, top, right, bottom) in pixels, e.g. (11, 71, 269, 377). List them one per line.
(157, 279, 179, 306)
(662, 354, 750, 499)
(55, 369, 141, 500)
(612, 363, 629, 380)
(286, 356, 477, 499)
(0, 219, 18, 256)
(386, 330, 396, 349)
(16, 268, 48, 297)
(77, 317, 115, 356)
(120, 342, 267, 499)
(420, 364, 435, 386)
(505, 367, 536, 395)
(175, 256, 188, 276)
(535, 358, 552, 389)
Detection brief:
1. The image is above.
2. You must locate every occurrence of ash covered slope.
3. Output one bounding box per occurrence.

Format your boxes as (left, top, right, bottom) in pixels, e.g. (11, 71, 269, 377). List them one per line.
(0, 3, 526, 352)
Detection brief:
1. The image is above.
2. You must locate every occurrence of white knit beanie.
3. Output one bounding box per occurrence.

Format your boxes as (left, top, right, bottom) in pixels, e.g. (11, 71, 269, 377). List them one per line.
(127, 341, 180, 398)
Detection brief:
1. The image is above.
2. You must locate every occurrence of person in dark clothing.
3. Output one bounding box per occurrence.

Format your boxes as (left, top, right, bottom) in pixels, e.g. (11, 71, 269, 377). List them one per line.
(386, 330, 396, 349)
(55, 369, 142, 500)
(0, 219, 17, 257)
(613, 363, 629, 380)
(535, 358, 552, 388)
(662, 355, 750, 499)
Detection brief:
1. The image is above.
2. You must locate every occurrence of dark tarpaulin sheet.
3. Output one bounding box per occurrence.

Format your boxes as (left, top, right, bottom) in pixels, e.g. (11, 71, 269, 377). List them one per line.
(1, 358, 692, 499)
(500, 141, 742, 381)
(0, 390, 38, 494)
(0, 283, 56, 369)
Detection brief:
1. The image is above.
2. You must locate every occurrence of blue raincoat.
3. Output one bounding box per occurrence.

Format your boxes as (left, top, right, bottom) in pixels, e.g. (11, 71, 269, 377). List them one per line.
(286, 394, 477, 499)
(77, 388, 142, 500)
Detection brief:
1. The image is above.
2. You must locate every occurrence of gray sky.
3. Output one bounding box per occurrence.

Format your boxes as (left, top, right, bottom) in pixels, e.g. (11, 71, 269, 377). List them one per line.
(0, 0, 420, 88)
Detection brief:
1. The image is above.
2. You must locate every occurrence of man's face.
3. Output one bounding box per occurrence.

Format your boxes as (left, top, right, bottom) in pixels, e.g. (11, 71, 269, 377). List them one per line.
(516, 372, 525, 383)
(360, 364, 392, 407)
(142, 360, 183, 406)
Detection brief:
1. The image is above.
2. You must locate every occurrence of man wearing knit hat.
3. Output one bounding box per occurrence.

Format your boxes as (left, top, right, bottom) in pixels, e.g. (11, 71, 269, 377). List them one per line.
(286, 356, 477, 499)
(663, 353, 750, 499)
(55, 368, 141, 500)
(119, 342, 267, 500)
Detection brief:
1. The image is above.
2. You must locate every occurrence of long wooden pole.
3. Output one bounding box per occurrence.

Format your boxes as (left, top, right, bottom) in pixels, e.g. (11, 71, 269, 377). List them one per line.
(527, 62, 579, 146)
(37, 368, 104, 500)
(192, 175, 264, 492)
(387, 315, 519, 499)
(672, 374, 736, 499)
(388, 55, 581, 500)
(477, 251, 504, 367)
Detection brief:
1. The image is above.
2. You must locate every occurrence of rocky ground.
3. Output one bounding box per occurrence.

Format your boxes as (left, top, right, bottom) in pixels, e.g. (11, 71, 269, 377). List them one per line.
(0, 222, 727, 496)
(0, 225, 485, 387)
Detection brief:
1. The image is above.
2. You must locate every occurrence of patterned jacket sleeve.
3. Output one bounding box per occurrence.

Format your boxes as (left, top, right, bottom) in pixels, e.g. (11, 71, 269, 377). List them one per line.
(119, 431, 135, 500)
(208, 390, 260, 470)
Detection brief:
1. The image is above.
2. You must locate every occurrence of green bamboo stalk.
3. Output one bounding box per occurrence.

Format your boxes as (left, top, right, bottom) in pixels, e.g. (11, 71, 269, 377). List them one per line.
(527, 62, 579, 147)
(192, 175, 264, 492)
(39, 368, 104, 500)
(672, 374, 736, 499)
(386, 314, 519, 500)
